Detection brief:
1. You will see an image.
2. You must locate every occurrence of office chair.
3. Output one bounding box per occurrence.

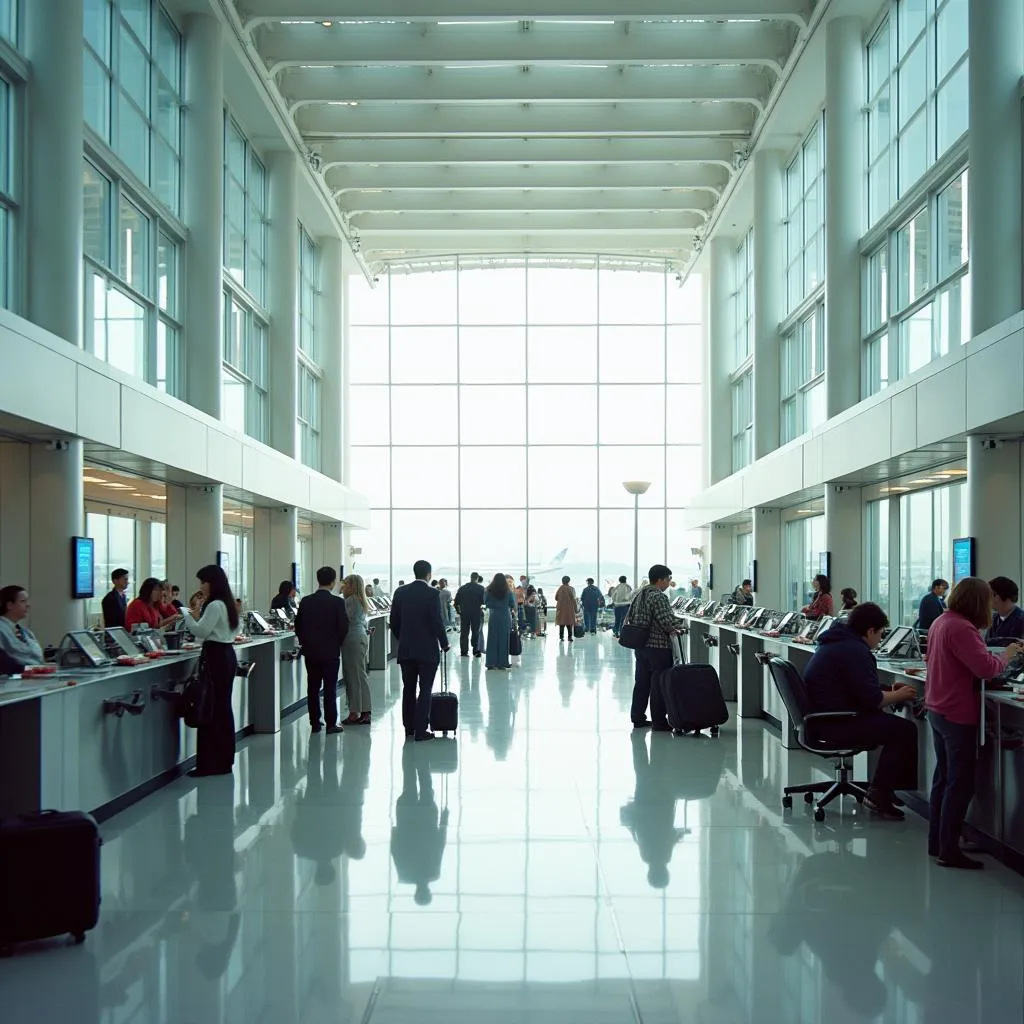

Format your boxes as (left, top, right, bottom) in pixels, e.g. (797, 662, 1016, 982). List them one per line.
(767, 658, 876, 822)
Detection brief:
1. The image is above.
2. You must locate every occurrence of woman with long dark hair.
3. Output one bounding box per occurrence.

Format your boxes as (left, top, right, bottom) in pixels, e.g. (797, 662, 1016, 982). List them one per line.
(181, 565, 240, 777)
(126, 577, 182, 631)
(801, 575, 834, 620)
(271, 580, 297, 612)
(484, 573, 515, 671)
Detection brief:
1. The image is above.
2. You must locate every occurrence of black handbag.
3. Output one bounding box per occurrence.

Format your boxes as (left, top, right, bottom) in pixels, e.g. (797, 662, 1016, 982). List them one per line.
(181, 655, 214, 728)
(509, 629, 523, 656)
(618, 589, 651, 650)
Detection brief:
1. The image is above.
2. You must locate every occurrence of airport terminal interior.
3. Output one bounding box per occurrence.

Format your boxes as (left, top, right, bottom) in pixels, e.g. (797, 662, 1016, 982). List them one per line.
(3, 0, 1024, 1020)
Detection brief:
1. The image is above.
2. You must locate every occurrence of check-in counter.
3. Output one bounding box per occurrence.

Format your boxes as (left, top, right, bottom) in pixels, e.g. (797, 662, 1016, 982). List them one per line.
(703, 623, 739, 701)
(0, 631, 300, 821)
(675, 614, 710, 664)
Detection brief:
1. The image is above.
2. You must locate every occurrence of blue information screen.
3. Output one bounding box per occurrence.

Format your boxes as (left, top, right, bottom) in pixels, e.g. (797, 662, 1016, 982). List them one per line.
(72, 536, 95, 599)
(952, 537, 975, 584)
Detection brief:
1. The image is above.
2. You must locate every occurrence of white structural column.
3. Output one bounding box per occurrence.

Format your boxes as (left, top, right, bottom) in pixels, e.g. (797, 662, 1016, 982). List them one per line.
(25, 0, 84, 346)
(183, 15, 224, 418)
(268, 151, 300, 459)
(166, 484, 223, 594)
(312, 522, 344, 580)
(752, 508, 782, 610)
(823, 17, 864, 419)
(709, 524, 735, 600)
(967, 442, 1023, 584)
(320, 238, 345, 483)
(825, 485, 863, 596)
(753, 150, 785, 460)
(969, 0, 1024, 335)
(254, 507, 299, 608)
(708, 236, 734, 485)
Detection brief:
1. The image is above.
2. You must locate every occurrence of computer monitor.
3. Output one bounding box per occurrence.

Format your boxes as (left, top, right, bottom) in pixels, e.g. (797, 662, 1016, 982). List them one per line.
(876, 625, 917, 659)
(713, 604, 732, 623)
(274, 608, 291, 625)
(64, 630, 110, 667)
(797, 618, 821, 640)
(775, 611, 797, 634)
(134, 631, 164, 653)
(814, 616, 836, 640)
(105, 627, 142, 657)
(249, 611, 274, 634)
(743, 607, 768, 629)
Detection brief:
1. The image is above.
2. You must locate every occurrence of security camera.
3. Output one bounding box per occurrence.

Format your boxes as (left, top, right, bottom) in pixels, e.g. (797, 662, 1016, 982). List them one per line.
(45, 439, 70, 452)
(980, 438, 1000, 451)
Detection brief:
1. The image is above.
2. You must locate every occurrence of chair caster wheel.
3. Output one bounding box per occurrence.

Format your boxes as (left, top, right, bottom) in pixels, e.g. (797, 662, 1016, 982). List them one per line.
(804, 792, 815, 804)
(814, 808, 826, 822)
(782, 796, 793, 809)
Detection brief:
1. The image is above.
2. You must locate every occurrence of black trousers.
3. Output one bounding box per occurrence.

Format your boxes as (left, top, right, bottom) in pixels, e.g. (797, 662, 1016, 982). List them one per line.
(929, 711, 978, 859)
(305, 655, 341, 728)
(196, 641, 237, 774)
(632, 647, 671, 726)
(460, 610, 483, 655)
(401, 659, 438, 737)
(813, 710, 919, 792)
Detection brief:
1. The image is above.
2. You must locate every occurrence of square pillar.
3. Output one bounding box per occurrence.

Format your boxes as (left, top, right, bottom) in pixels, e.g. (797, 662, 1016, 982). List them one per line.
(752, 508, 782, 610)
(825, 485, 863, 599)
(166, 484, 223, 596)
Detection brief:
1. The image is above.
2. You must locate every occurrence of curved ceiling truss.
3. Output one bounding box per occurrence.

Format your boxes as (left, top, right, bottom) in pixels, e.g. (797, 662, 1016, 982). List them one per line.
(234, 1, 818, 274)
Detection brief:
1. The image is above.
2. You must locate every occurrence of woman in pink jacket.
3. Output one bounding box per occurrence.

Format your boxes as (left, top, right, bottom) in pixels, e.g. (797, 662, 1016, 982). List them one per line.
(925, 577, 1022, 869)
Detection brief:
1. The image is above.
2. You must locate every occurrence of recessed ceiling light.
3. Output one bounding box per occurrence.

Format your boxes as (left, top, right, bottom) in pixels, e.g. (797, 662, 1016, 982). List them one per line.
(943, 468, 968, 476)
(907, 479, 937, 485)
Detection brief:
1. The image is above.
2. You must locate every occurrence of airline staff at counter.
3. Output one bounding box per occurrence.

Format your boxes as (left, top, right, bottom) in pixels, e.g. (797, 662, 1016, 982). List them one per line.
(731, 580, 753, 606)
(0, 585, 43, 668)
(985, 576, 1024, 646)
(101, 568, 130, 628)
(801, 575, 834, 620)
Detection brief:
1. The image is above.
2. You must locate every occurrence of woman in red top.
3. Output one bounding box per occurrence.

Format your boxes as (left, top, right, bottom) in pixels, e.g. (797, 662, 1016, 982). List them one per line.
(126, 577, 181, 631)
(925, 577, 1021, 869)
(801, 575, 834, 620)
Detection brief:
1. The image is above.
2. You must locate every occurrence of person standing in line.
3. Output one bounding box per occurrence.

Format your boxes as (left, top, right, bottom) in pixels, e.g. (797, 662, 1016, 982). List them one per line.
(925, 578, 1022, 869)
(372, 577, 388, 600)
(801, 575, 834, 620)
(438, 578, 455, 630)
(389, 560, 450, 741)
(294, 567, 351, 735)
(341, 574, 372, 725)
(917, 578, 949, 631)
(580, 577, 604, 634)
(554, 575, 578, 643)
(102, 568, 131, 628)
(484, 573, 516, 670)
(455, 572, 486, 657)
(610, 576, 633, 637)
(534, 587, 548, 637)
(181, 565, 241, 777)
(524, 585, 541, 637)
(689, 579, 703, 600)
(517, 575, 529, 632)
(628, 564, 680, 731)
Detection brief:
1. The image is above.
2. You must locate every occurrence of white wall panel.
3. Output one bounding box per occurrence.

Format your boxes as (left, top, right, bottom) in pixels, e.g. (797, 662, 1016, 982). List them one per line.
(966, 328, 1024, 430)
(0, 332, 77, 432)
(820, 402, 891, 480)
(205, 432, 245, 489)
(916, 361, 966, 443)
(746, 445, 803, 509)
(121, 387, 210, 477)
(76, 366, 121, 448)
(890, 387, 918, 453)
(802, 432, 823, 486)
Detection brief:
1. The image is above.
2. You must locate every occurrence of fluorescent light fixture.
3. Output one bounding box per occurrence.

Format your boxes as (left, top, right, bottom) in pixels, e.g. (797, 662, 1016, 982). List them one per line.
(82, 475, 106, 483)
(907, 479, 938, 485)
(943, 468, 968, 476)
(880, 486, 911, 494)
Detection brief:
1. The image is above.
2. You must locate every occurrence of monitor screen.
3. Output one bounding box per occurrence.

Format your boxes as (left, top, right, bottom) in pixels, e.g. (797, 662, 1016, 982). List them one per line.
(776, 612, 796, 633)
(105, 627, 141, 656)
(952, 537, 975, 584)
(70, 630, 108, 666)
(250, 611, 273, 633)
(878, 625, 915, 658)
(71, 537, 95, 600)
(274, 608, 290, 624)
(814, 616, 836, 639)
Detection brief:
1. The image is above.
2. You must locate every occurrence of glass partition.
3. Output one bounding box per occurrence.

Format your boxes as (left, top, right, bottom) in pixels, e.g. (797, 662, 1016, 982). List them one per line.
(783, 515, 825, 611)
(898, 482, 965, 624)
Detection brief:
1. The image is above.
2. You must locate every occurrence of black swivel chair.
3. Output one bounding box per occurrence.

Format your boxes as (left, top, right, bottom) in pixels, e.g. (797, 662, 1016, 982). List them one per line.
(767, 658, 876, 822)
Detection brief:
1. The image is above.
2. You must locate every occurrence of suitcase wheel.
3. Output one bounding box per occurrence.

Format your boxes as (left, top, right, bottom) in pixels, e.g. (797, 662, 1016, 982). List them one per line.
(710, 726, 720, 737)
(73, 932, 86, 945)
(672, 728, 683, 737)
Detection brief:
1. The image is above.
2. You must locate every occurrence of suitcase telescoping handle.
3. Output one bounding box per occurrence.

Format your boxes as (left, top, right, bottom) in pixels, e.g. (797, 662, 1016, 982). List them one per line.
(673, 632, 685, 665)
(441, 647, 449, 692)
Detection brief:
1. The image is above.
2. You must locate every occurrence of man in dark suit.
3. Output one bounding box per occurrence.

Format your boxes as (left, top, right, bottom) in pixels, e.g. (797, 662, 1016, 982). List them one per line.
(917, 577, 948, 632)
(294, 566, 350, 734)
(101, 568, 130, 628)
(454, 572, 486, 658)
(389, 559, 449, 741)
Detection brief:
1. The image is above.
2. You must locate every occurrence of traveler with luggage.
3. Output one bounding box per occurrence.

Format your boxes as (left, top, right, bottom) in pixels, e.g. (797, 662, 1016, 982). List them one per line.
(455, 572, 487, 656)
(610, 576, 633, 637)
(341, 574, 372, 725)
(622, 564, 679, 730)
(580, 578, 604, 634)
(485, 573, 516, 670)
(389, 560, 450, 741)
(554, 576, 578, 642)
(534, 587, 548, 637)
(294, 566, 350, 735)
(180, 565, 242, 776)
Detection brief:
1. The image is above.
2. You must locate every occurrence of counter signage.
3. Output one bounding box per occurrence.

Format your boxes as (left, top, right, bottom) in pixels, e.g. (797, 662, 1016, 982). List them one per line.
(71, 536, 95, 600)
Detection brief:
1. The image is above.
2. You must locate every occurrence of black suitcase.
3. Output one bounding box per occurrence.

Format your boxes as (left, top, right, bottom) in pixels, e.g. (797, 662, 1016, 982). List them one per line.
(0, 809, 102, 953)
(574, 623, 586, 639)
(429, 652, 458, 737)
(659, 642, 728, 737)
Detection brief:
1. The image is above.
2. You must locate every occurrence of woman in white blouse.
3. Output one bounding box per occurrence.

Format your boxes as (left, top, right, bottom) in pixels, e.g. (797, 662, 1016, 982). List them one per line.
(181, 565, 240, 777)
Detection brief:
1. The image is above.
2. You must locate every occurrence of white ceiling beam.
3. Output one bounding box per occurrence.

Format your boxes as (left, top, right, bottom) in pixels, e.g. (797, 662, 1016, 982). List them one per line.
(327, 163, 729, 191)
(351, 211, 705, 232)
(297, 101, 756, 138)
(317, 137, 738, 167)
(282, 65, 769, 107)
(242, 0, 811, 28)
(339, 189, 714, 215)
(262, 21, 791, 74)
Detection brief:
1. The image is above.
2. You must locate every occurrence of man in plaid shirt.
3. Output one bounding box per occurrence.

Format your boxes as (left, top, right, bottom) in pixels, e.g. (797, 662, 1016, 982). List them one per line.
(629, 564, 680, 730)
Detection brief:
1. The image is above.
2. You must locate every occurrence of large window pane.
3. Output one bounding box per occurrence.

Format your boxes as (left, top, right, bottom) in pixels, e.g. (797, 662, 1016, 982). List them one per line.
(665, 385, 702, 444)
(937, 63, 969, 157)
(527, 326, 597, 383)
(390, 271, 457, 325)
(119, 196, 149, 294)
(390, 326, 457, 383)
(460, 511, 527, 576)
(349, 385, 390, 444)
(599, 386, 665, 444)
(391, 447, 459, 508)
(350, 509, 390, 585)
(666, 447, 704, 506)
(529, 447, 597, 507)
(349, 275, 388, 324)
(599, 326, 664, 383)
(527, 386, 597, 445)
(459, 266, 526, 324)
(528, 265, 597, 324)
(599, 267, 665, 324)
(600, 509, 666, 588)
(529, 510, 597, 579)
(348, 447, 390, 507)
(460, 326, 526, 383)
(83, 162, 110, 266)
(666, 325, 703, 383)
(598, 446, 666, 508)
(459, 385, 526, 445)
(460, 447, 527, 507)
(349, 326, 390, 383)
(392, 511, 459, 580)
(392, 386, 458, 444)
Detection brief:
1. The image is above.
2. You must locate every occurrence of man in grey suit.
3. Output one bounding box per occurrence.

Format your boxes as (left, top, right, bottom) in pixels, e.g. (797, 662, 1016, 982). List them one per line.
(389, 559, 450, 741)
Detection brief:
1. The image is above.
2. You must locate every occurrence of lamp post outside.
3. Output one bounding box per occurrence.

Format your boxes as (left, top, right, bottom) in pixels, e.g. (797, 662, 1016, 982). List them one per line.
(622, 480, 652, 591)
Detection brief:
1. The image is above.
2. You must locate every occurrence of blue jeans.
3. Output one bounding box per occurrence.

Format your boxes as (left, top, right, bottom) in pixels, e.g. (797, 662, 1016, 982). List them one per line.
(583, 606, 598, 632)
(400, 659, 438, 738)
(928, 711, 978, 859)
(613, 606, 629, 635)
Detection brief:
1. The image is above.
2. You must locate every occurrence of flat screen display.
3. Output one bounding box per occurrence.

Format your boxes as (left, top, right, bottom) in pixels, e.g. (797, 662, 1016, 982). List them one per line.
(776, 612, 796, 633)
(250, 611, 273, 633)
(877, 625, 915, 658)
(952, 537, 975, 583)
(105, 627, 141, 656)
(71, 537, 95, 600)
(814, 616, 836, 639)
(69, 630, 108, 666)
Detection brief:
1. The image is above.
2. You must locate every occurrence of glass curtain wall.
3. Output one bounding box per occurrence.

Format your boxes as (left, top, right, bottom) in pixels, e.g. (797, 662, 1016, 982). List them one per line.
(348, 257, 706, 591)
(783, 515, 825, 611)
(897, 482, 965, 624)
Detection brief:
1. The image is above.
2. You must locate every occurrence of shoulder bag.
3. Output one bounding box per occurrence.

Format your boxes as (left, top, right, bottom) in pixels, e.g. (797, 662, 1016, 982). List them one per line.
(618, 588, 651, 650)
(181, 654, 215, 728)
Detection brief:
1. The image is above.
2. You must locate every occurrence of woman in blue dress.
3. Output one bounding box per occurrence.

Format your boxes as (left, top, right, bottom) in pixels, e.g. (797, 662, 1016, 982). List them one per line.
(484, 573, 516, 670)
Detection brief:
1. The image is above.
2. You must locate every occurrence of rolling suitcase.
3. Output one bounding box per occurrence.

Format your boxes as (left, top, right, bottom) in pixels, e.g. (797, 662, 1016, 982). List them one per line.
(429, 651, 458, 737)
(0, 809, 102, 953)
(659, 637, 728, 737)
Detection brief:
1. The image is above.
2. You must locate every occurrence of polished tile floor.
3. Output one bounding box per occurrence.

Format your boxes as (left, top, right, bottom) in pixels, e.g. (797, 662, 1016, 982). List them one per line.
(4, 634, 1024, 1023)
